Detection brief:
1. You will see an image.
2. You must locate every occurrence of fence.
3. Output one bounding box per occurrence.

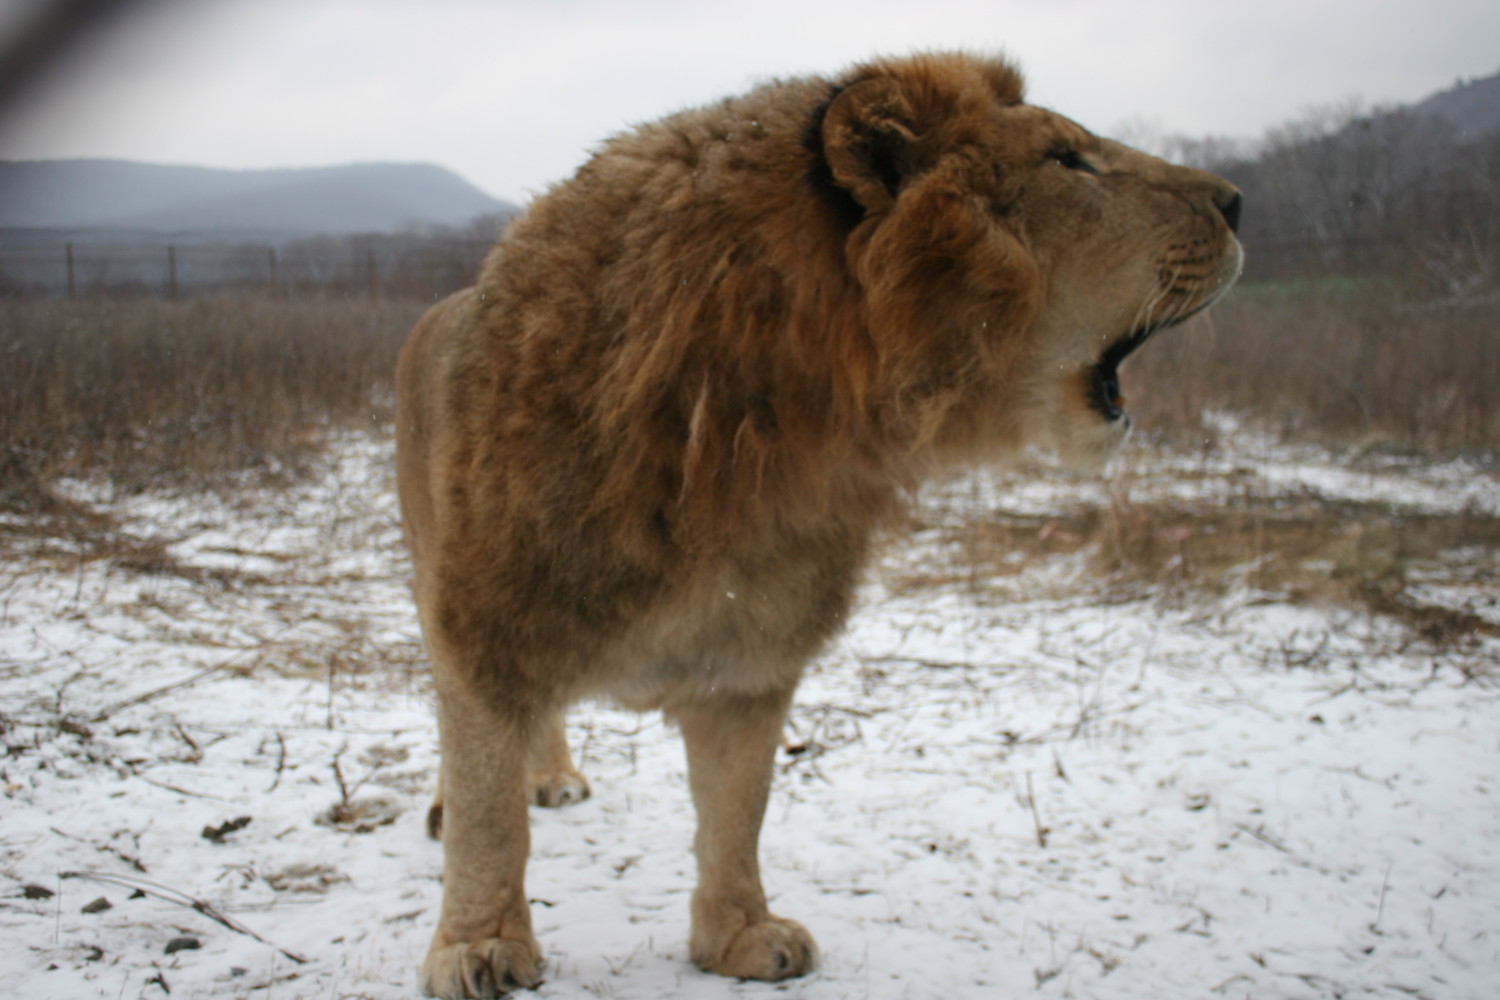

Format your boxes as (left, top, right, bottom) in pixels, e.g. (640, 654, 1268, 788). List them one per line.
(0, 234, 496, 300)
(0, 232, 1453, 300)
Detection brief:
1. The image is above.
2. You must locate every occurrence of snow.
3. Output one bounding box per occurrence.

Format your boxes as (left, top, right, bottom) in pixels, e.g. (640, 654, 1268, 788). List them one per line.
(3, 434, 1498, 999)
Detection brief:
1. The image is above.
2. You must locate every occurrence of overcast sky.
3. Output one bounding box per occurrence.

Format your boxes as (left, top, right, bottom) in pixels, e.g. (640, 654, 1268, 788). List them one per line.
(1, 0, 1496, 203)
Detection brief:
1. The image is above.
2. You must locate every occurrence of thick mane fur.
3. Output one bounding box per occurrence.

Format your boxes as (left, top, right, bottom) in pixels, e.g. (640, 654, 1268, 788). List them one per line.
(463, 55, 1034, 574)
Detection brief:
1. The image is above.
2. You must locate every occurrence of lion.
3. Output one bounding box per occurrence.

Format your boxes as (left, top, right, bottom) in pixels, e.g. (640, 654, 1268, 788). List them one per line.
(395, 51, 1242, 997)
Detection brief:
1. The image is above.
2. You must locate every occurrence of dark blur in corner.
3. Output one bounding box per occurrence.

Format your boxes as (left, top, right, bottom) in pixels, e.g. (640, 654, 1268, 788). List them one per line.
(0, 0, 148, 133)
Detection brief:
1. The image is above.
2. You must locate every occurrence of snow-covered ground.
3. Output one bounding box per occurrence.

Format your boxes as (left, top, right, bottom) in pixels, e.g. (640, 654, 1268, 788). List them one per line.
(3, 435, 1497, 999)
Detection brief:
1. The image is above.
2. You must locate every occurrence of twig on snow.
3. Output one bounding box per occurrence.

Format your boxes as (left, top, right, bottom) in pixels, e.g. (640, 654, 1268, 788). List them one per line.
(89, 618, 310, 723)
(1232, 822, 1339, 876)
(1025, 772, 1050, 848)
(1371, 861, 1393, 933)
(49, 826, 148, 872)
(1233, 821, 1293, 855)
(171, 720, 202, 763)
(60, 870, 309, 965)
(136, 775, 229, 801)
(331, 744, 352, 805)
(267, 730, 288, 793)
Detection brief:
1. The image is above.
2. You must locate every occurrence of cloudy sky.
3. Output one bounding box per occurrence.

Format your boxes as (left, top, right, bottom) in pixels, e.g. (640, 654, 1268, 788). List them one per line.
(1, 0, 1496, 203)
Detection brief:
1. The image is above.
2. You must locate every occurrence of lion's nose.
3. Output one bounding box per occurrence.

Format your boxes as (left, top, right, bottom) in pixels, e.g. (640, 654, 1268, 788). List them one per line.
(1217, 191, 1242, 234)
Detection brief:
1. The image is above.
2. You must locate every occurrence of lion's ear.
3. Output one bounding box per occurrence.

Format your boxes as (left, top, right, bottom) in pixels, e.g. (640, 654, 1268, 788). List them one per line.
(820, 78, 923, 214)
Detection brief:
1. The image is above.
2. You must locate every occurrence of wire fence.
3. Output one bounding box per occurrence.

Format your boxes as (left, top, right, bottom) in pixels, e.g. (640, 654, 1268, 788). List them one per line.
(0, 234, 495, 300)
(0, 231, 1450, 300)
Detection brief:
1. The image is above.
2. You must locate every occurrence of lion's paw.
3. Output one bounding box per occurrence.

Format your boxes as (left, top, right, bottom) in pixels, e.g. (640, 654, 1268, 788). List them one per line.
(530, 768, 590, 808)
(693, 915, 817, 981)
(420, 937, 544, 998)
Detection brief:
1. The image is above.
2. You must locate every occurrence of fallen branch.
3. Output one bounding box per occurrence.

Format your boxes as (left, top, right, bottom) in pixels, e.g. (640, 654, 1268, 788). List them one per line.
(136, 775, 229, 801)
(60, 870, 308, 965)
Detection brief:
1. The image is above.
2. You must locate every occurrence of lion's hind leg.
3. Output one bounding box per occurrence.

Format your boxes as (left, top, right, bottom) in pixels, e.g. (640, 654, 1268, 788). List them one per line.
(527, 705, 590, 807)
(426, 774, 445, 840)
(674, 688, 817, 981)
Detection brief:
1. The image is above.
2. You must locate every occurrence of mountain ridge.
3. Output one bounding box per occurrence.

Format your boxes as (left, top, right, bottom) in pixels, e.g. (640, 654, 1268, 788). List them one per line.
(1411, 68, 1500, 140)
(0, 159, 518, 242)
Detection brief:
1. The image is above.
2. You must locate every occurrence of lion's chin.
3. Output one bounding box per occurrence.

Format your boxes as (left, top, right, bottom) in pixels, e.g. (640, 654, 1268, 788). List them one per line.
(1036, 371, 1134, 473)
(1052, 413, 1132, 473)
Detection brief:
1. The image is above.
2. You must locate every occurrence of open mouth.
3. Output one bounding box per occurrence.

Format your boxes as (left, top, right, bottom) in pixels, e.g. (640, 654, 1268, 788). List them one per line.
(1087, 249, 1244, 423)
(1087, 296, 1220, 422)
(1088, 326, 1156, 422)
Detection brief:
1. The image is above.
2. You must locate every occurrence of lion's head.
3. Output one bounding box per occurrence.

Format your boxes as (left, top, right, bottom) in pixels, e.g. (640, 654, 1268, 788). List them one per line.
(814, 53, 1243, 470)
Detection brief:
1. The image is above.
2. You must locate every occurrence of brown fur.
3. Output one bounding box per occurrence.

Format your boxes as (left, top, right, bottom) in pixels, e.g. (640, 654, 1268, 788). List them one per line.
(396, 52, 1242, 997)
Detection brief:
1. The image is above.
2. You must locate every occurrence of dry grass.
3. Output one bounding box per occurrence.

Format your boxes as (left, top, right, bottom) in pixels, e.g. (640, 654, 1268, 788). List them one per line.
(5, 281, 1495, 501)
(897, 467, 1500, 652)
(1101, 488, 1499, 635)
(0, 296, 423, 502)
(1128, 282, 1500, 454)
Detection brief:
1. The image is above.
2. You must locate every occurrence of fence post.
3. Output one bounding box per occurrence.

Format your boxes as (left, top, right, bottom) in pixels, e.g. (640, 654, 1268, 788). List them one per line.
(167, 245, 179, 300)
(367, 246, 378, 301)
(65, 242, 76, 300)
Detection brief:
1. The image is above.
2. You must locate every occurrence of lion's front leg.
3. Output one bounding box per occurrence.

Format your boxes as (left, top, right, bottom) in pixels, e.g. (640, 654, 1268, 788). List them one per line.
(420, 685, 543, 999)
(427, 705, 589, 839)
(675, 688, 817, 981)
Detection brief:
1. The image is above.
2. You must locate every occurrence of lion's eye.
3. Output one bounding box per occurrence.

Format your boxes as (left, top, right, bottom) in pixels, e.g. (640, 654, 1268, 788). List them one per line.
(1050, 149, 1098, 174)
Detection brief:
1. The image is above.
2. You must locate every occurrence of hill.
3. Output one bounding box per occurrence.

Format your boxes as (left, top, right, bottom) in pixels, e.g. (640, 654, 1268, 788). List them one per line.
(1412, 68, 1500, 140)
(0, 159, 518, 243)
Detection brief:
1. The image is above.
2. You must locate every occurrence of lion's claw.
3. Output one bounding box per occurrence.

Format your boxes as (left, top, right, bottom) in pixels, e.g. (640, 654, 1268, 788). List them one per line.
(693, 915, 817, 981)
(420, 938, 544, 998)
(531, 769, 590, 807)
